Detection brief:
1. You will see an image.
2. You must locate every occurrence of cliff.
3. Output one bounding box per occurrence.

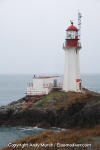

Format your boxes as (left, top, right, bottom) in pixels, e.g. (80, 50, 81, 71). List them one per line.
(0, 88, 100, 129)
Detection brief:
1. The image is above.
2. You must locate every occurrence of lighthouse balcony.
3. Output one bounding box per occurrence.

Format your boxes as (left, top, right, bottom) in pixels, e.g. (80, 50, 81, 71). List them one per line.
(63, 42, 81, 49)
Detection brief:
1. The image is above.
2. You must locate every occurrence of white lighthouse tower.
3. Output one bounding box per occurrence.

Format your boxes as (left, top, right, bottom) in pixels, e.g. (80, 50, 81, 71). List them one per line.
(63, 13, 82, 92)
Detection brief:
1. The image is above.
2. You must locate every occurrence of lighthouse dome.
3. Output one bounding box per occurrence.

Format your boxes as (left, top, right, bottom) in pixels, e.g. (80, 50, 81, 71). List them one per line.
(66, 21, 78, 31)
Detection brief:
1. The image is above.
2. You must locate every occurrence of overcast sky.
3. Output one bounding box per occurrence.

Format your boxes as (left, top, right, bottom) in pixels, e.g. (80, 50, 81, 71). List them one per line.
(0, 0, 100, 74)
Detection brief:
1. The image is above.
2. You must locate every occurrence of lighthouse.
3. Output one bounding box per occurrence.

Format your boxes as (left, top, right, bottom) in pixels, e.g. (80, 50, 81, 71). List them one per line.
(63, 13, 82, 92)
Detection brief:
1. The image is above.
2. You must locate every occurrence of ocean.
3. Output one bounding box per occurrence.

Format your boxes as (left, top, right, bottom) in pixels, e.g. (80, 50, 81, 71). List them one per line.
(0, 74, 100, 148)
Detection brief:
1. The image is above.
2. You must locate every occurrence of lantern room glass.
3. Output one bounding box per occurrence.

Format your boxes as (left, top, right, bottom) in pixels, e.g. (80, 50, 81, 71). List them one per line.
(66, 31, 78, 39)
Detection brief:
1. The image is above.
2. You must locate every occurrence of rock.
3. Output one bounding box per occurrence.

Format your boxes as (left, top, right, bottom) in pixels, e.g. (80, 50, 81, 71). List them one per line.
(0, 89, 100, 128)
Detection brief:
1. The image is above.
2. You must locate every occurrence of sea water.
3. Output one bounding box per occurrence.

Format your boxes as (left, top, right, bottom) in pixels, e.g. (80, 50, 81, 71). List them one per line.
(0, 74, 100, 148)
(0, 126, 44, 148)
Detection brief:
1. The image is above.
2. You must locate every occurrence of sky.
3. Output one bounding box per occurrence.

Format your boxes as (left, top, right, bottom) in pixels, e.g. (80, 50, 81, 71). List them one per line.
(0, 0, 100, 74)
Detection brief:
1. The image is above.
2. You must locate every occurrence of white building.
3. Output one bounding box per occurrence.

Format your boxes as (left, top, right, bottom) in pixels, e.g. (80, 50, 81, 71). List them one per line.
(63, 21, 82, 92)
(27, 76, 61, 96)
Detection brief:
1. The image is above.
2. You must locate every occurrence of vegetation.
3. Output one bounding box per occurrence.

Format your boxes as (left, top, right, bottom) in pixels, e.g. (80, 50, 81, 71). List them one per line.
(2, 125, 100, 150)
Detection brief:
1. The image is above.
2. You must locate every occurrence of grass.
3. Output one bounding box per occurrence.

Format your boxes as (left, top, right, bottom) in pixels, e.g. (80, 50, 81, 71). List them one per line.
(23, 89, 100, 111)
(39, 91, 66, 101)
(2, 125, 100, 150)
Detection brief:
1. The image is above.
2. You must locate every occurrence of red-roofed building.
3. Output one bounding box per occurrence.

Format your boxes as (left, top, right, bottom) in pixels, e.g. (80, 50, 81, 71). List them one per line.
(27, 76, 61, 96)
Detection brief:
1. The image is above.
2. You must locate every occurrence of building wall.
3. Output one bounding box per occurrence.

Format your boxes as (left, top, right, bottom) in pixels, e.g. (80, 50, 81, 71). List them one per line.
(63, 47, 81, 92)
(27, 76, 61, 96)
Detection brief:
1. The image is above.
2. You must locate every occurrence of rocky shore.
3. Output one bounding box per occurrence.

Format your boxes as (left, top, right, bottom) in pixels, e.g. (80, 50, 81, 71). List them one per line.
(1, 89, 100, 149)
(0, 89, 100, 129)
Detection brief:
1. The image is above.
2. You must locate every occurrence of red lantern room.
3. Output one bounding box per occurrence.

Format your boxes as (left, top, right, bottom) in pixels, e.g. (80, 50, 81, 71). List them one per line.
(65, 21, 79, 47)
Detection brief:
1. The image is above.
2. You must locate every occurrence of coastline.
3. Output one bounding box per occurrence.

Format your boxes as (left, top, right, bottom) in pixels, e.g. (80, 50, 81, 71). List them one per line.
(2, 125, 100, 150)
(1, 89, 100, 149)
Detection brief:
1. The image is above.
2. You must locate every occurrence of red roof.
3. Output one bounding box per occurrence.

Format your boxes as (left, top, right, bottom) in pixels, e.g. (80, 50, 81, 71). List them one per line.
(66, 21, 78, 31)
(33, 76, 60, 79)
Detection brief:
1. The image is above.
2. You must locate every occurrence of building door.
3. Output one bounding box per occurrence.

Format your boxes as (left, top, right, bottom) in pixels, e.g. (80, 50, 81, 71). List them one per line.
(79, 82, 81, 91)
(54, 80, 57, 87)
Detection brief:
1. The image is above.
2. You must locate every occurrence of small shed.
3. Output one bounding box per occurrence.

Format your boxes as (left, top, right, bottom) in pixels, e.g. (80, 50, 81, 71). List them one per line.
(27, 76, 61, 96)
